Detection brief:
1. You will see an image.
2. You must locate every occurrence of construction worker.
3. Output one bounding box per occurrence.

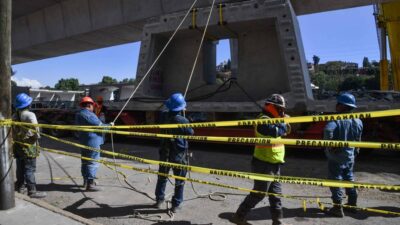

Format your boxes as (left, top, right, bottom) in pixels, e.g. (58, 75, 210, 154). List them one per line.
(75, 96, 109, 191)
(12, 93, 47, 198)
(95, 96, 107, 123)
(154, 93, 194, 213)
(323, 93, 363, 217)
(230, 94, 291, 225)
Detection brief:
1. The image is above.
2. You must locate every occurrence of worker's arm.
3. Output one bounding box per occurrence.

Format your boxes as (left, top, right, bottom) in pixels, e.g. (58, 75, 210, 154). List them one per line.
(323, 121, 337, 140)
(83, 111, 104, 126)
(324, 121, 338, 155)
(257, 123, 287, 138)
(177, 116, 194, 135)
(24, 112, 40, 143)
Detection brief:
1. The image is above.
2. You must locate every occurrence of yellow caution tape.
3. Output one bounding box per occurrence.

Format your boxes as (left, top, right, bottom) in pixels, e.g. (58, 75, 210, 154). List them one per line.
(16, 141, 400, 217)
(9, 122, 400, 150)
(3, 109, 400, 130)
(31, 131, 400, 191)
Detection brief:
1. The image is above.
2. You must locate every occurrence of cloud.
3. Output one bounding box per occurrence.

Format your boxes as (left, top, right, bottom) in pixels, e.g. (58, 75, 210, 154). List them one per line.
(12, 77, 43, 88)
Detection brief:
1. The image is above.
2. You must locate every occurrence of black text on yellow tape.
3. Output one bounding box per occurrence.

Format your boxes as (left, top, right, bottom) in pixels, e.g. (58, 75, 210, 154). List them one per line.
(31, 131, 400, 192)
(6, 109, 400, 130)
(16, 123, 400, 150)
(18, 141, 400, 217)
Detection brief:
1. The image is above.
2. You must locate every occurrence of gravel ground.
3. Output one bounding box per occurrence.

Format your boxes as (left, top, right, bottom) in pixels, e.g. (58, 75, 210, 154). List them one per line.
(27, 136, 400, 225)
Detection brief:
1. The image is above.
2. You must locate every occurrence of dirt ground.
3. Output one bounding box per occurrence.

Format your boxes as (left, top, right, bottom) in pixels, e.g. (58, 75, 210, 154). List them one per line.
(26, 136, 400, 225)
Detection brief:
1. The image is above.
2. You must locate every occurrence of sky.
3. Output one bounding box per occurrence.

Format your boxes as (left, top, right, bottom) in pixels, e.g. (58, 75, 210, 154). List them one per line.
(12, 5, 381, 88)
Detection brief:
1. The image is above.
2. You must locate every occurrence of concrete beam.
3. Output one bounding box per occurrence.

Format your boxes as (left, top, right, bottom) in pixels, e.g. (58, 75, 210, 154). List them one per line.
(11, 0, 399, 64)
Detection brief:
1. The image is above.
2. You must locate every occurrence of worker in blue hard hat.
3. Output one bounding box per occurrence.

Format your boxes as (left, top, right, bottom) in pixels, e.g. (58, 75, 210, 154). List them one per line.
(323, 93, 363, 217)
(154, 93, 194, 213)
(12, 93, 47, 198)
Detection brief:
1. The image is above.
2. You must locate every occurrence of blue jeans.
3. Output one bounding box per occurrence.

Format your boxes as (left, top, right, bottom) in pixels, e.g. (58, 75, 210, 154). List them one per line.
(155, 148, 187, 207)
(328, 161, 357, 204)
(81, 148, 100, 180)
(16, 157, 37, 191)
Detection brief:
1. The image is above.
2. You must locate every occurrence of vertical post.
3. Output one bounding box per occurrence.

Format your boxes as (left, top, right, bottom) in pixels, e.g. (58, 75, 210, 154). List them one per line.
(380, 27, 389, 91)
(0, 0, 15, 210)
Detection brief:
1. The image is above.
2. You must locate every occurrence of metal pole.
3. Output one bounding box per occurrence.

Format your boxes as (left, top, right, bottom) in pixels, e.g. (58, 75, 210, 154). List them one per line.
(0, 0, 15, 210)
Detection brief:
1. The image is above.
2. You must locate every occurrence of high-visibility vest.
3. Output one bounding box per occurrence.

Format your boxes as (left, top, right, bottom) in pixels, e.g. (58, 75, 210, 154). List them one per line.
(253, 114, 285, 164)
(95, 104, 103, 116)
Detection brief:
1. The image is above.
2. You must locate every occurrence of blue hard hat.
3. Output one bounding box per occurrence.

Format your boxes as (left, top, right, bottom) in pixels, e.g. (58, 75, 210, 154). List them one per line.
(15, 93, 33, 109)
(337, 93, 357, 108)
(165, 93, 186, 111)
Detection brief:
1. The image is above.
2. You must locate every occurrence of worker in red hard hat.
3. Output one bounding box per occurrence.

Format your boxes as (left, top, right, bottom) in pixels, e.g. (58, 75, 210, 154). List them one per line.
(94, 96, 107, 123)
(75, 96, 110, 191)
(230, 94, 291, 225)
(323, 93, 363, 217)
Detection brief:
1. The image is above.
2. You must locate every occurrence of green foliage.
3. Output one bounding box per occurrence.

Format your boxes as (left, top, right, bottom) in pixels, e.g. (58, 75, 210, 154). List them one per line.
(11, 80, 17, 87)
(364, 75, 380, 90)
(311, 71, 340, 91)
(55, 78, 80, 90)
(100, 76, 118, 84)
(362, 57, 371, 68)
(339, 76, 365, 91)
(120, 78, 135, 84)
(371, 60, 379, 68)
(312, 55, 320, 65)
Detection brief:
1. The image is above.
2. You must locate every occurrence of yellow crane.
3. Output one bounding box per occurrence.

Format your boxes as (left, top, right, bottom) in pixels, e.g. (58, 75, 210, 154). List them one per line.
(376, 1, 400, 91)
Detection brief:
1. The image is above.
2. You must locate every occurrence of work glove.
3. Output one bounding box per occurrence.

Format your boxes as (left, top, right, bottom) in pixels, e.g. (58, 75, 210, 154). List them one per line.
(284, 114, 291, 135)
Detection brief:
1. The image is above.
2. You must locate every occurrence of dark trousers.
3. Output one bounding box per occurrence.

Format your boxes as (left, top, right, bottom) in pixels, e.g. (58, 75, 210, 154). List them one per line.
(328, 161, 357, 205)
(155, 165, 187, 207)
(155, 148, 187, 207)
(16, 157, 37, 192)
(236, 158, 282, 218)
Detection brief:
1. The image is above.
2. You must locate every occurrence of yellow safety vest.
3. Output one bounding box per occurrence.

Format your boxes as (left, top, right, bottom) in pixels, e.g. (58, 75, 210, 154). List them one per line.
(253, 114, 285, 164)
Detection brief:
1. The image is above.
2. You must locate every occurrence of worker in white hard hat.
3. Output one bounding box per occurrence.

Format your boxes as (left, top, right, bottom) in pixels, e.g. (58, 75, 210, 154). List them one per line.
(230, 94, 291, 225)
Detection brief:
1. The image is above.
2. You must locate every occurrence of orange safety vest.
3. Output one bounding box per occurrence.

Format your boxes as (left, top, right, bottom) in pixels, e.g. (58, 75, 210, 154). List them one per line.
(95, 104, 103, 117)
(253, 114, 285, 164)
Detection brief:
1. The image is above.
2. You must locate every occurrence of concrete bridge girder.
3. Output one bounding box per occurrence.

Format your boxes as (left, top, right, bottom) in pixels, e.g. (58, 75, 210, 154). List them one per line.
(129, 0, 312, 112)
(11, 0, 398, 64)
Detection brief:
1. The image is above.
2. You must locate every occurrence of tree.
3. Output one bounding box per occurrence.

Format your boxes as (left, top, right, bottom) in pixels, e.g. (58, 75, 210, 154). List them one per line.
(226, 59, 231, 70)
(311, 71, 340, 91)
(312, 55, 320, 72)
(99, 76, 118, 84)
(371, 60, 379, 68)
(55, 78, 79, 90)
(362, 57, 371, 68)
(120, 78, 135, 84)
(339, 76, 365, 91)
(11, 80, 16, 87)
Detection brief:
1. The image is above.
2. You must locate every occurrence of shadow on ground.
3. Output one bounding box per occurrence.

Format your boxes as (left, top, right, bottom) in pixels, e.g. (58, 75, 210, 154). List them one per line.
(219, 205, 400, 223)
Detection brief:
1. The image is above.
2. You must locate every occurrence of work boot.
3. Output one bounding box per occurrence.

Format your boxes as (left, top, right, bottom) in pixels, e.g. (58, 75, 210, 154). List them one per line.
(271, 209, 292, 225)
(154, 200, 165, 209)
(171, 205, 182, 213)
(324, 205, 344, 217)
(343, 204, 358, 214)
(82, 179, 88, 189)
(228, 213, 250, 225)
(15, 184, 27, 194)
(27, 185, 47, 198)
(86, 179, 101, 192)
(28, 191, 47, 198)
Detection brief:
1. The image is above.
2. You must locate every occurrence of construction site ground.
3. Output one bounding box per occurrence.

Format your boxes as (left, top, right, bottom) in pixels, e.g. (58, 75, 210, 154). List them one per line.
(21, 136, 400, 225)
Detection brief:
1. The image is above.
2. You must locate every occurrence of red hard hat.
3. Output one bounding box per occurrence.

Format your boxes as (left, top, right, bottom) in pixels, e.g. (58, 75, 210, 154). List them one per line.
(80, 96, 95, 107)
